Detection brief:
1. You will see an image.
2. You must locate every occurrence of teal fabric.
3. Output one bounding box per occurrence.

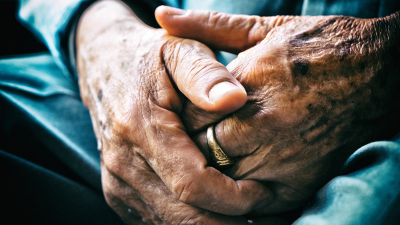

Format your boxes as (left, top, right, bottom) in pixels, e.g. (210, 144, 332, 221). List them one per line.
(0, 53, 101, 190)
(294, 140, 400, 224)
(182, 0, 303, 16)
(18, 0, 91, 76)
(302, 0, 400, 17)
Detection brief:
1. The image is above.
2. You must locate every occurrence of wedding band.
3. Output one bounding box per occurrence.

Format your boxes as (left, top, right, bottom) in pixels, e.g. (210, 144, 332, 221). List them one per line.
(207, 125, 235, 168)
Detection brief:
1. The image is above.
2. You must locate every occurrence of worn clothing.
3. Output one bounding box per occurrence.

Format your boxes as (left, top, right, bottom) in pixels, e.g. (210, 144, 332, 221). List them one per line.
(1, 0, 400, 224)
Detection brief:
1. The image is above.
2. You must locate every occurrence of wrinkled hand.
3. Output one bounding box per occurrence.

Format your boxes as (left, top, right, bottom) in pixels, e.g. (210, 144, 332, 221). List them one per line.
(75, 1, 291, 224)
(158, 7, 400, 215)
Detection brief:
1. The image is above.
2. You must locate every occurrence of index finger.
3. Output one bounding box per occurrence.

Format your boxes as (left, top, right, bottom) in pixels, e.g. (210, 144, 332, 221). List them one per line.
(155, 6, 295, 53)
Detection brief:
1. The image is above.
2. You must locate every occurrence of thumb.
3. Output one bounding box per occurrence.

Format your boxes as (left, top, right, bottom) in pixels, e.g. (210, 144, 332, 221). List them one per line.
(155, 6, 295, 53)
(162, 37, 247, 114)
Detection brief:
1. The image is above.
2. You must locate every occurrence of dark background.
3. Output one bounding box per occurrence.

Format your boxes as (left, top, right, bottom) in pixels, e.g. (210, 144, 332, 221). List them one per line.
(0, 0, 48, 57)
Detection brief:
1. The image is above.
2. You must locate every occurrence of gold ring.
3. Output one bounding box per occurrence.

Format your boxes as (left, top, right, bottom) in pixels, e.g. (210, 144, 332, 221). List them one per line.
(207, 124, 235, 168)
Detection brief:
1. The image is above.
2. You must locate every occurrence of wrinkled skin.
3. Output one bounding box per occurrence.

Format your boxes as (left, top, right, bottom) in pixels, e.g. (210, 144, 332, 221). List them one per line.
(77, 0, 400, 223)
(76, 1, 293, 225)
(159, 8, 400, 215)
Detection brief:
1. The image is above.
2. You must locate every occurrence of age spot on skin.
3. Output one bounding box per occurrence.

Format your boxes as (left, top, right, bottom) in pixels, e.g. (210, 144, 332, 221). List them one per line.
(307, 103, 314, 112)
(98, 89, 103, 101)
(339, 42, 352, 61)
(293, 58, 310, 76)
(289, 33, 311, 47)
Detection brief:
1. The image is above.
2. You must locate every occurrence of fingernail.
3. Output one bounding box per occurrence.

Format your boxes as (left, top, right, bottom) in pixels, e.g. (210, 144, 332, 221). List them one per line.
(164, 6, 186, 16)
(209, 82, 242, 103)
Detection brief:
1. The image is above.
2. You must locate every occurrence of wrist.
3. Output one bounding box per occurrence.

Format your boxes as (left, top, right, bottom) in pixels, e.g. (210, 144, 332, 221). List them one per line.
(77, 0, 150, 48)
(76, 0, 155, 106)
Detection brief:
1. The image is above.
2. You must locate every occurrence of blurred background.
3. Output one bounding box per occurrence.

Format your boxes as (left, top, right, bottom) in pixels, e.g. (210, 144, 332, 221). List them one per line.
(0, 0, 48, 57)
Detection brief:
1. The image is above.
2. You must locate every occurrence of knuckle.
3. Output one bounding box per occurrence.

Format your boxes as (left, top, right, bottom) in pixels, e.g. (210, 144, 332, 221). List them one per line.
(103, 192, 118, 209)
(187, 60, 224, 85)
(103, 154, 121, 176)
(107, 94, 141, 139)
(102, 146, 141, 180)
(269, 15, 294, 28)
(102, 146, 129, 177)
(186, 59, 208, 86)
(162, 38, 184, 76)
(171, 211, 208, 225)
(247, 16, 266, 46)
(103, 190, 125, 211)
(172, 175, 201, 204)
(101, 172, 123, 208)
(207, 11, 237, 32)
(109, 106, 143, 145)
(112, 110, 135, 137)
(104, 191, 143, 223)
(207, 11, 223, 28)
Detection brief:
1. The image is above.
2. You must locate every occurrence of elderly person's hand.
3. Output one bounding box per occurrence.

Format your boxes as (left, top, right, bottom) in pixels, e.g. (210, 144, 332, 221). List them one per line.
(157, 6, 400, 216)
(75, 1, 292, 224)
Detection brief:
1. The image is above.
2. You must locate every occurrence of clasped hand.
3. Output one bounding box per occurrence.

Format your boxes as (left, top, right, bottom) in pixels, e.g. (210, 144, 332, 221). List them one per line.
(77, 1, 400, 224)
(161, 5, 400, 216)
